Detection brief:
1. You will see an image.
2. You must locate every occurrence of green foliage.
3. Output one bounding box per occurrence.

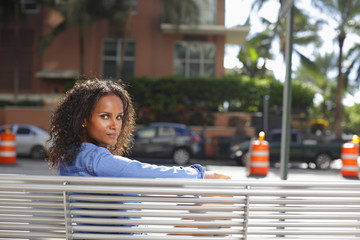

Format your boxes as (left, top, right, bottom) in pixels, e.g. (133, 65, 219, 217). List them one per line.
(343, 104, 360, 134)
(123, 76, 315, 125)
(159, 0, 199, 26)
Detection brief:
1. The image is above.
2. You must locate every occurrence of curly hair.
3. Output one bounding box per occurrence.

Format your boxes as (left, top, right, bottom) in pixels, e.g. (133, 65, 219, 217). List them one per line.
(46, 79, 135, 169)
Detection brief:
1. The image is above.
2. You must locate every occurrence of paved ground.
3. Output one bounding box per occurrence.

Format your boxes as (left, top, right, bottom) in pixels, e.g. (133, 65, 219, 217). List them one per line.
(0, 157, 356, 182)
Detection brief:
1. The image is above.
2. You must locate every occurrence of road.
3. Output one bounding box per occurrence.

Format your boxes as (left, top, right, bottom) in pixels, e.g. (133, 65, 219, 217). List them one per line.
(0, 157, 353, 182)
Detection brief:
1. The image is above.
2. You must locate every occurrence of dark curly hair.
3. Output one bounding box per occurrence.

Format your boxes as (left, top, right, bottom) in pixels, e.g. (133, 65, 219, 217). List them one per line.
(46, 79, 135, 169)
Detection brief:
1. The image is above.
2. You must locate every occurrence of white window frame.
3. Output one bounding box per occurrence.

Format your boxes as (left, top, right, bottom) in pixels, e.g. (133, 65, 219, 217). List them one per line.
(174, 42, 216, 77)
(102, 39, 136, 79)
(195, 0, 217, 25)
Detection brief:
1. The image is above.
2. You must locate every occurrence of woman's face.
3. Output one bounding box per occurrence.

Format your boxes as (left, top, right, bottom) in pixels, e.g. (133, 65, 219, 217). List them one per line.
(82, 94, 124, 147)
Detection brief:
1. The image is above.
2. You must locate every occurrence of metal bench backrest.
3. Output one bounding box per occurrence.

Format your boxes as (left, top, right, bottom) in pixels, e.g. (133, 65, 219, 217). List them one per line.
(1, 175, 360, 239)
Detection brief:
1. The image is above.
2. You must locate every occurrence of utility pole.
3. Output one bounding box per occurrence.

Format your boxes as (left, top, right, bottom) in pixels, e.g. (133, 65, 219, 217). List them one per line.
(279, 1, 295, 180)
(263, 95, 269, 134)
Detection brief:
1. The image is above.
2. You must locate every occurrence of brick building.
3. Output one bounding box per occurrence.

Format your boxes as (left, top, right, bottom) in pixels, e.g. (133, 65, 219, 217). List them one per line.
(0, 0, 248, 103)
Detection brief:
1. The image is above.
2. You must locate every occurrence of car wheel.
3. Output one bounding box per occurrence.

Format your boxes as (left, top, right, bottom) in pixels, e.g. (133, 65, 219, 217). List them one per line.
(172, 148, 191, 165)
(31, 146, 46, 159)
(315, 153, 332, 169)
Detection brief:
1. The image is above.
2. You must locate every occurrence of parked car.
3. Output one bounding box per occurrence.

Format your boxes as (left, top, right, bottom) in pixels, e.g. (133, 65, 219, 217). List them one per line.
(0, 124, 50, 159)
(130, 122, 201, 165)
(229, 129, 344, 169)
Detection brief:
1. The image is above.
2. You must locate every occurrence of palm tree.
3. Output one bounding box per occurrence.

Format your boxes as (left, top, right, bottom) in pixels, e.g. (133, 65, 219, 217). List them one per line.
(344, 43, 360, 93)
(236, 38, 271, 78)
(37, 0, 101, 75)
(37, 0, 199, 79)
(242, 1, 322, 78)
(104, 0, 135, 79)
(295, 52, 337, 126)
(313, 0, 360, 137)
(296, 52, 337, 103)
(36, 0, 131, 76)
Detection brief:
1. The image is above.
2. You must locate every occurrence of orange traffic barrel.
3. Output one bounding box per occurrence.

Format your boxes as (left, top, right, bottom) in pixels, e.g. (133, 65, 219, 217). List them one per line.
(170, 174, 232, 237)
(0, 125, 16, 164)
(249, 131, 269, 176)
(341, 135, 359, 178)
(170, 196, 233, 237)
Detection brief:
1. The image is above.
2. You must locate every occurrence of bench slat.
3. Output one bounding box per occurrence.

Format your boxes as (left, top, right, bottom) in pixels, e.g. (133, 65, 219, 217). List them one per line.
(1, 174, 360, 239)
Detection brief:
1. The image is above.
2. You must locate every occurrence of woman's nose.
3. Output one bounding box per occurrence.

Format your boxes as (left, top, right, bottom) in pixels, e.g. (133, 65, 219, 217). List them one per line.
(110, 118, 121, 129)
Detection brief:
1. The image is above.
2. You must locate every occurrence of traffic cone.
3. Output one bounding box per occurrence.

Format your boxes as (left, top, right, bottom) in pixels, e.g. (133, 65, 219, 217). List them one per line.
(0, 124, 16, 164)
(341, 135, 359, 179)
(249, 131, 269, 177)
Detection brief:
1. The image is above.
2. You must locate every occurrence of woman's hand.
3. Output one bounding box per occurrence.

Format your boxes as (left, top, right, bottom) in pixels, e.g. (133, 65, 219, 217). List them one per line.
(204, 171, 231, 179)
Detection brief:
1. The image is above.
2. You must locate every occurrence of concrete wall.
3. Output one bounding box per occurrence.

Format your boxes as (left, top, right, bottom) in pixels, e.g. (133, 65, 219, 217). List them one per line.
(0, 107, 53, 130)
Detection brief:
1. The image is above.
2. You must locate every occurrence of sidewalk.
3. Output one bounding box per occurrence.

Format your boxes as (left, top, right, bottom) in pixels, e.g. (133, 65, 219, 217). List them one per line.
(206, 164, 350, 181)
(0, 158, 356, 182)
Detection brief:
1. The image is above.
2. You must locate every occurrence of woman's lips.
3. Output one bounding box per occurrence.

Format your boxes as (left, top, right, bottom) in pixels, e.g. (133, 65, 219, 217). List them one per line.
(107, 133, 118, 139)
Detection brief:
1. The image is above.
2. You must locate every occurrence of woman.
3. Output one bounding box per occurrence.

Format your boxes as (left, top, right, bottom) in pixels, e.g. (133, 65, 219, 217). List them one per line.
(47, 79, 227, 179)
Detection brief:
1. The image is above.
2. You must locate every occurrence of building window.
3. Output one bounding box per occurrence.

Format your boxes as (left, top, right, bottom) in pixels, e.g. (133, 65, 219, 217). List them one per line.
(125, 0, 138, 14)
(103, 0, 137, 14)
(174, 42, 216, 77)
(102, 40, 135, 79)
(21, 0, 40, 14)
(162, 0, 217, 25)
(195, 0, 217, 25)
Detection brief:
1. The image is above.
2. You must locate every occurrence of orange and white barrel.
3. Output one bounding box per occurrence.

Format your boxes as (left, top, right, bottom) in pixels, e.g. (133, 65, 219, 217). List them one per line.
(170, 174, 232, 237)
(341, 135, 359, 178)
(249, 131, 269, 176)
(0, 127, 16, 164)
(170, 195, 232, 237)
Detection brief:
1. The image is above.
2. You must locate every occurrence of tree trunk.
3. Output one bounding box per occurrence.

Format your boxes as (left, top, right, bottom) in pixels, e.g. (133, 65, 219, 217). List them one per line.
(117, 0, 134, 80)
(334, 30, 345, 138)
(13, 0, 20, 104)
(79, 24, 85, 75)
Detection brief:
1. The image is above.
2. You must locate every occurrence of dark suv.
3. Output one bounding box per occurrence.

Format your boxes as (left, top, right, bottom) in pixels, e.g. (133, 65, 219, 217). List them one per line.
(130, 122, 201, 165)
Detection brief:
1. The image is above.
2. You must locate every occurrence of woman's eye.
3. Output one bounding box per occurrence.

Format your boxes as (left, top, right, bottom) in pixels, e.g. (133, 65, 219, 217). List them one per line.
(101, 114, 109, 119)
(116, 115, 123, 120)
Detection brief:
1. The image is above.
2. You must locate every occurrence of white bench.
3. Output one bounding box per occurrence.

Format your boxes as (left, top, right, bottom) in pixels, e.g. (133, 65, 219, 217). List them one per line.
(1, 174, 360, 239)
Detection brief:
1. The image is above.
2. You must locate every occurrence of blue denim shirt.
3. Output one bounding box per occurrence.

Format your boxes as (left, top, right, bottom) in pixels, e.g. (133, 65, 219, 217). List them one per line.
(59, 142, 205, 179)
(59, 143, 205, 235)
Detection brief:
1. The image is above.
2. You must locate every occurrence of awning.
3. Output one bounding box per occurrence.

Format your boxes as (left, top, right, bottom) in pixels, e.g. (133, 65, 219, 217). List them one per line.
(35, 69, 79, 79)
(161, 23, 249, 45)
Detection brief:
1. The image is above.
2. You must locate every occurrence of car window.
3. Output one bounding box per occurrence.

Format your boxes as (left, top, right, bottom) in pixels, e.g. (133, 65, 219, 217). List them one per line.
(271, 132, 299, 143)
(158, 127, 177, 137)
(291, 133, 298, 143)
(17, 127, 31, 135)
(271, 133, 281, 143)
(136, 127, 156, 138)
(174, 127, 186, 136)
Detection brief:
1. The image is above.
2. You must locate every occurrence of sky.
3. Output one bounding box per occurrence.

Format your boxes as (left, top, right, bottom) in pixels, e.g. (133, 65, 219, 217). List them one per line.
(224, 0, 360, 106)
(224, 0, 282, 77)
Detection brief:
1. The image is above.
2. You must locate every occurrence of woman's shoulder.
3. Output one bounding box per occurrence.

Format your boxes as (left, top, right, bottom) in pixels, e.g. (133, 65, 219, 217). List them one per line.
(80, 143, 111, 158)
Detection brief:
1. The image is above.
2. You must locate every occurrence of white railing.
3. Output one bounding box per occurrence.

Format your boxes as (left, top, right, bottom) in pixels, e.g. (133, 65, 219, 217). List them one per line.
(0, 174, 360, 239)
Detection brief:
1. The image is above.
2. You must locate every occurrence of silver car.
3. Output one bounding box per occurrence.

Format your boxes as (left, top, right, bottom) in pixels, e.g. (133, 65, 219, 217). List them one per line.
(0, 124, 50, 159)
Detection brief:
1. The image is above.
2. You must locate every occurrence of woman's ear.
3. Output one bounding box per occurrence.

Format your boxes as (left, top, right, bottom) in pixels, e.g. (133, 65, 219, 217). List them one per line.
(82, 119, 88, 128)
